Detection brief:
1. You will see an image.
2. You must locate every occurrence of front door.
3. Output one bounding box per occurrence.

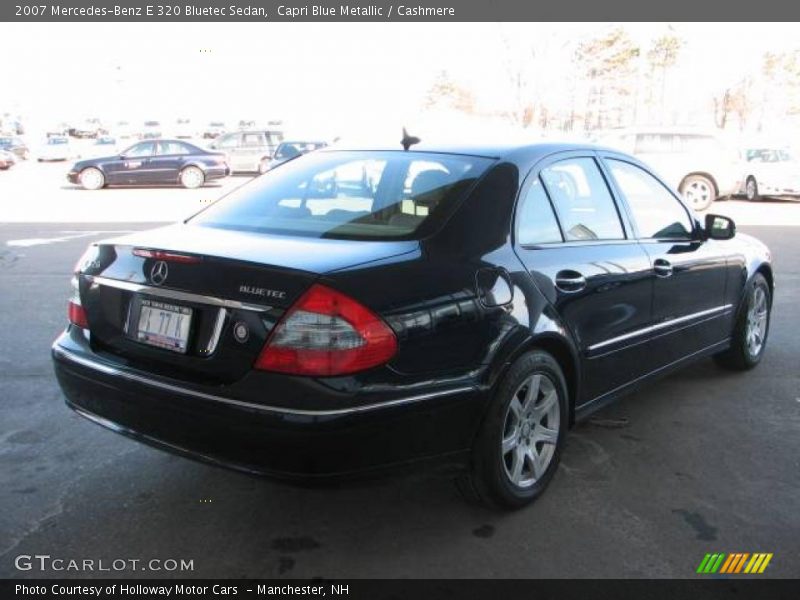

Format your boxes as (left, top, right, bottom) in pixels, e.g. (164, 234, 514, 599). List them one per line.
(110, 141, 157, 184)
(601, 155, 731, 371)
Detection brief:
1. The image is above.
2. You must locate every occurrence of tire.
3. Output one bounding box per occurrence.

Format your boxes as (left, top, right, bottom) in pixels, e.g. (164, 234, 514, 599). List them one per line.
(79, 167, 105, 190)
(680, 175, 716, 211)
(745, 176, 761, 202)
(714, 273, 771, 370)
(457, 350, 568, 509)
(258, 158, 270, 174)
(180, 166, 205, 189)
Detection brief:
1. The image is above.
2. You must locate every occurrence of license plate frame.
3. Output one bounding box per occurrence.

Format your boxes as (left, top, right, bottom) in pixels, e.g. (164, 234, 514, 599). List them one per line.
(134, 298, 193, 354)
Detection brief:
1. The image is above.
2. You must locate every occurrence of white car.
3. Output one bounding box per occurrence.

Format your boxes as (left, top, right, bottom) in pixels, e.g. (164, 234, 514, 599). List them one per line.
(599, 128, 741, 211)
(86, 135, 118, 158)
(740, 148, 800, 201)
(37, 136, 77, 162)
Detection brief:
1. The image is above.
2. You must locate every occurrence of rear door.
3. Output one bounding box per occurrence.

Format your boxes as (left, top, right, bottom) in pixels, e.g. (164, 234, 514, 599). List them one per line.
(514, 152, 655, 404)
(601, 154, 731, 370)
(151, 141, 191, 183)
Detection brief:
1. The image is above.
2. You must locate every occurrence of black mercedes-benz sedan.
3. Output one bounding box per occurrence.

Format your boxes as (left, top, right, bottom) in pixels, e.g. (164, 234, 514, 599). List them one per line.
(52, 139, 773, 508)
(67, 139, 230, 190)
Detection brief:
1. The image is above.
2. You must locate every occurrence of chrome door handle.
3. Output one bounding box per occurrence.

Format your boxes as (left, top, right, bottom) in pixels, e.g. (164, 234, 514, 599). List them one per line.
(654, 259, 673, 277)
(555, 270, 587, 293)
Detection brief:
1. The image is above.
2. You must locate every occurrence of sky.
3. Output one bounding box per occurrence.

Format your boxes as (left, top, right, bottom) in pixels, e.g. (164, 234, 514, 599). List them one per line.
(2, 22, 800, 139)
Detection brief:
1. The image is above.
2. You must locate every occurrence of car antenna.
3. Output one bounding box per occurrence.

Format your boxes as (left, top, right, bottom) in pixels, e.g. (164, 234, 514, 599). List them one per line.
(401, 127, 420, 151)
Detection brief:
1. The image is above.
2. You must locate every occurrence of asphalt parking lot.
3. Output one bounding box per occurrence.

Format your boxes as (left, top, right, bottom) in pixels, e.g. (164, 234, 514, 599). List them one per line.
(0, 160, 799, 579)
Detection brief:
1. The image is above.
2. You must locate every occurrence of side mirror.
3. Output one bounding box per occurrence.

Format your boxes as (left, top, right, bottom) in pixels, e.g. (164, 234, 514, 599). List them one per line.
(705, 214, 736, 240)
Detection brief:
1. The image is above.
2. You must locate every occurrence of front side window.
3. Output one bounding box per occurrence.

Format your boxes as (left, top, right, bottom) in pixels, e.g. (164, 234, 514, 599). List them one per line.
(540, 157, 624, 241)
(607, 159, 693, 239)
(190, 151, 493, 240)
(517, 177, 563, 245)
(124, 142, 155, 157)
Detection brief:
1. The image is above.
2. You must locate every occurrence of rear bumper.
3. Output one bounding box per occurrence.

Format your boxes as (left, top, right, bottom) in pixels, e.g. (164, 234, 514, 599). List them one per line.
(204, 165, 230, 180)
(52, 332, 484, 481)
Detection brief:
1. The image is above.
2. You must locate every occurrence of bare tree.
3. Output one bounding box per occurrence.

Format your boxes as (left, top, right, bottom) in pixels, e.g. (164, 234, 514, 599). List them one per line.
(574, 28, 640, 131)
(423, 70, 476, 114)
(646, 33, 683, 120)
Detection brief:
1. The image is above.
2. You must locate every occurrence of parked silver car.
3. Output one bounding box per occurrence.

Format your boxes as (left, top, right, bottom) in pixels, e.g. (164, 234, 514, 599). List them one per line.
(740, 148, 800, 201)
(599, 128, 741, 211)
(210, 129, 284, 173)
(265, 140, 328, 171)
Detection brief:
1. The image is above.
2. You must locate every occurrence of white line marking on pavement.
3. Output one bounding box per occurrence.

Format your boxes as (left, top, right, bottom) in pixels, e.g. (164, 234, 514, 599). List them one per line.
(6, 230, 134, 247)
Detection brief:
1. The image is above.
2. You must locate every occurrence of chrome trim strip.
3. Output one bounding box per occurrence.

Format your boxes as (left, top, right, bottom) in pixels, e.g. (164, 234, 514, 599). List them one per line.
(204, 308, 228, 354)
(87, 276, 271, 312)
(53, 345, 474, 416)
(588, 304, 734, 351)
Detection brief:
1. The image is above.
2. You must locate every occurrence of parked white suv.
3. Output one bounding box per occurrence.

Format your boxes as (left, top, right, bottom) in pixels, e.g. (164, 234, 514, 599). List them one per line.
(210, 129, 284, 173)
(599, 128, 741, 211)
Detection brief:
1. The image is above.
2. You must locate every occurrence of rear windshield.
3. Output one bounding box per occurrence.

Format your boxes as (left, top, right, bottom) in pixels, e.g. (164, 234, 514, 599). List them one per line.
(190, 150, 493, 240)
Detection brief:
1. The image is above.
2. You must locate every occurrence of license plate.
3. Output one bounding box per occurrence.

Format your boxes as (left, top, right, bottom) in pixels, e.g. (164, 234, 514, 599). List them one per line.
(136, 299, 192, 353)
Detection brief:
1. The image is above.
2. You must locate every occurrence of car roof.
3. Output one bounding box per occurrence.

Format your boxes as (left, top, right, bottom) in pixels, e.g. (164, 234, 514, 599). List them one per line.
(320, 139, 608, 160)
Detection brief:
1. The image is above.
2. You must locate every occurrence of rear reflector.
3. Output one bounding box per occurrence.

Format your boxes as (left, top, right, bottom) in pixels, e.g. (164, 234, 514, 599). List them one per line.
(132, 248, 202, 264)
(255, 283, 397, 376)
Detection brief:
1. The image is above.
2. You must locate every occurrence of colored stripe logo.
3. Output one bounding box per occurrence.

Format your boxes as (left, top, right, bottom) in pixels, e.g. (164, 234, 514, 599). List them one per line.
(697, 553, 773, 574)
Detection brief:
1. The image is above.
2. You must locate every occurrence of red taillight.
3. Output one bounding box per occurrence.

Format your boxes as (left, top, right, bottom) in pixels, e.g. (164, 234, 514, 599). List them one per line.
(68, 276, 88, 328)
(68, 301, 88, 329)
(255, 283, 397, 376)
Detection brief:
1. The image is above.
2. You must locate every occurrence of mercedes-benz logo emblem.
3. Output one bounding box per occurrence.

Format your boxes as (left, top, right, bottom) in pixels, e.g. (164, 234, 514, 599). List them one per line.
(150, 260, 169, 286)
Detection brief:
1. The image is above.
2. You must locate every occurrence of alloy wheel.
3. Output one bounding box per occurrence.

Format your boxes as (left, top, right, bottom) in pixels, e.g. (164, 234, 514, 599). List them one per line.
(501, 373, 560, 488)
(746, 285, 768, 357)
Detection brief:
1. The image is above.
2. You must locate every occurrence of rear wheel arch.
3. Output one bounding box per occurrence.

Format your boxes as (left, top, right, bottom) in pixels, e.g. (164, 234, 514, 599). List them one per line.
(488, 333, 579, 427)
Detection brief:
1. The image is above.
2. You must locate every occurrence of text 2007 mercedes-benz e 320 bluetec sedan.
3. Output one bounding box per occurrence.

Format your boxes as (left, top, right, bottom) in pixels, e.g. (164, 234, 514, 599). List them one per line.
(52, 139, 773, 509)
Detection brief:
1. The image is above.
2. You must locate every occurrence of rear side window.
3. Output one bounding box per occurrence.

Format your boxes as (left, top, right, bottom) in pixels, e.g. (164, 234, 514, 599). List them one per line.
(607, 159, 693, 239)
(157, 141, 191, 155)
(517, 178, 562, 245)
(540, 158, 624, 241)
(190, 150, 493, 240)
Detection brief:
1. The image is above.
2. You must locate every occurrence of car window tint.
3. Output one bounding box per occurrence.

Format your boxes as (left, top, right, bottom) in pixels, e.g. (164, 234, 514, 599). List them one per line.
(517, 177, 563, 245)
(541, 158, 624, 241)
(125, 142, 155, 157)
(607, 159, 693, 239)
